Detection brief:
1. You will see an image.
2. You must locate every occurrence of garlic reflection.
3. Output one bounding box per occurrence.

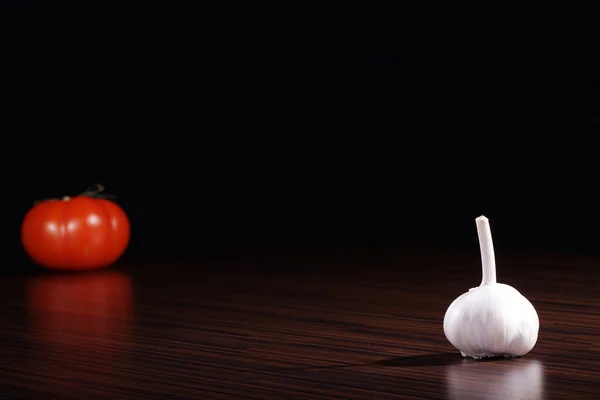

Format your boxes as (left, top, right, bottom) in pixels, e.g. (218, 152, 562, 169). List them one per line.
(445, 359, 544, 400)
(443, 216, 539, 359)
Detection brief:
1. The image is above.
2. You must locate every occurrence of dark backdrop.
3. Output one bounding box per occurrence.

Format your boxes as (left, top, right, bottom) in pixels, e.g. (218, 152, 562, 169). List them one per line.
(3, 5, 598, 270)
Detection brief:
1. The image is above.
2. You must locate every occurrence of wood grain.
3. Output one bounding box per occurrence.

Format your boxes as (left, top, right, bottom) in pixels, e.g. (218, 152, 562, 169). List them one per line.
(1, 249, 600, 399)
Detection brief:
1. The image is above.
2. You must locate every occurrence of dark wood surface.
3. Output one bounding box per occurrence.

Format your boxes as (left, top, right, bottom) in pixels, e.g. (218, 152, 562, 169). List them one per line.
(1, 248, 600, 399)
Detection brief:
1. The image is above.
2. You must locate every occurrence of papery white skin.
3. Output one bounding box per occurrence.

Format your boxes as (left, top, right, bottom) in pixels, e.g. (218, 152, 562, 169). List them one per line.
(443, 216, 539, 359)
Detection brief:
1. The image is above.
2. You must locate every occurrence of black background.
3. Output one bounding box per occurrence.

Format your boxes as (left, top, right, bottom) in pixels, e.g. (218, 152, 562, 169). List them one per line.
(3, 4, 598, 270)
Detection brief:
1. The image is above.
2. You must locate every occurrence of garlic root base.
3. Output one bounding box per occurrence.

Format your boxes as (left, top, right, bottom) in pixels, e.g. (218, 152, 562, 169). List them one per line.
(460, 351, 518, 360)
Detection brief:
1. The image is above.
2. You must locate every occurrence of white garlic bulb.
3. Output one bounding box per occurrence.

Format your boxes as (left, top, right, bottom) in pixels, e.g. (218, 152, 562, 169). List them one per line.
(443, 216, 539, 359)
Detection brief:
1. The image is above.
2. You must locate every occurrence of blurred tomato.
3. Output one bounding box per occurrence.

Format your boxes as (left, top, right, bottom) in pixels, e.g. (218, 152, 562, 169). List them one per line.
(21, 186, 130, 270)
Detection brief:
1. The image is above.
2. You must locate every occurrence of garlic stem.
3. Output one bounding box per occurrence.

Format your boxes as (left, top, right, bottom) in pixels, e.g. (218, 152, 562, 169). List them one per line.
(476, 216, 497, 285)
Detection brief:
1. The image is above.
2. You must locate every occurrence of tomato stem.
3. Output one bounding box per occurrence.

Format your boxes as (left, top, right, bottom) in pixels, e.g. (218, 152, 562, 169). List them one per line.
(79, 184, 116, 200)
(32, 184, 116, 205)
(79, 183, 106, 197)
(33, 198, 56, 205)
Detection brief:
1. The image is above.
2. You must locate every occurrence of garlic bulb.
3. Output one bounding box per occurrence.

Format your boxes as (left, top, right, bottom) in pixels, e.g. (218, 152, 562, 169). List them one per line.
(443, 216, 539, 359)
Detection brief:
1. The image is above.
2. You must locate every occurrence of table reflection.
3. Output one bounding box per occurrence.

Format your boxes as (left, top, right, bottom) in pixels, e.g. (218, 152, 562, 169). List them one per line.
(27, 269, 134, 339)
(445, 358, 545, 400)
(26, 270, 134, 397)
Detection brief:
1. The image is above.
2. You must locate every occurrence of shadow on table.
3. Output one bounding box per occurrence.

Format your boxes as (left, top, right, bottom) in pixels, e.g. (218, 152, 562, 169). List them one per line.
(276, 352, 511, 371)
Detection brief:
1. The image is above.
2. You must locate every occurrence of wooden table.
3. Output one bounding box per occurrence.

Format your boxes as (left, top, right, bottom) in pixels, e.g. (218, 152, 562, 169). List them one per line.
(1, 248, 599, 399)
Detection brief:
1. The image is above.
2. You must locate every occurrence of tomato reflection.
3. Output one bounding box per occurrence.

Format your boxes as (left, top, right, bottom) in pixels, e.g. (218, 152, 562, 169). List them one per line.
(27, 270, 133, 341)
(22, 270, 133, 399)
(26, 270, 134, 394)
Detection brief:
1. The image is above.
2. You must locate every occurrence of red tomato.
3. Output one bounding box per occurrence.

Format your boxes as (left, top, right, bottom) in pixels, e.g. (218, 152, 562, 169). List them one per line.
(21, 192, 130, 271)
